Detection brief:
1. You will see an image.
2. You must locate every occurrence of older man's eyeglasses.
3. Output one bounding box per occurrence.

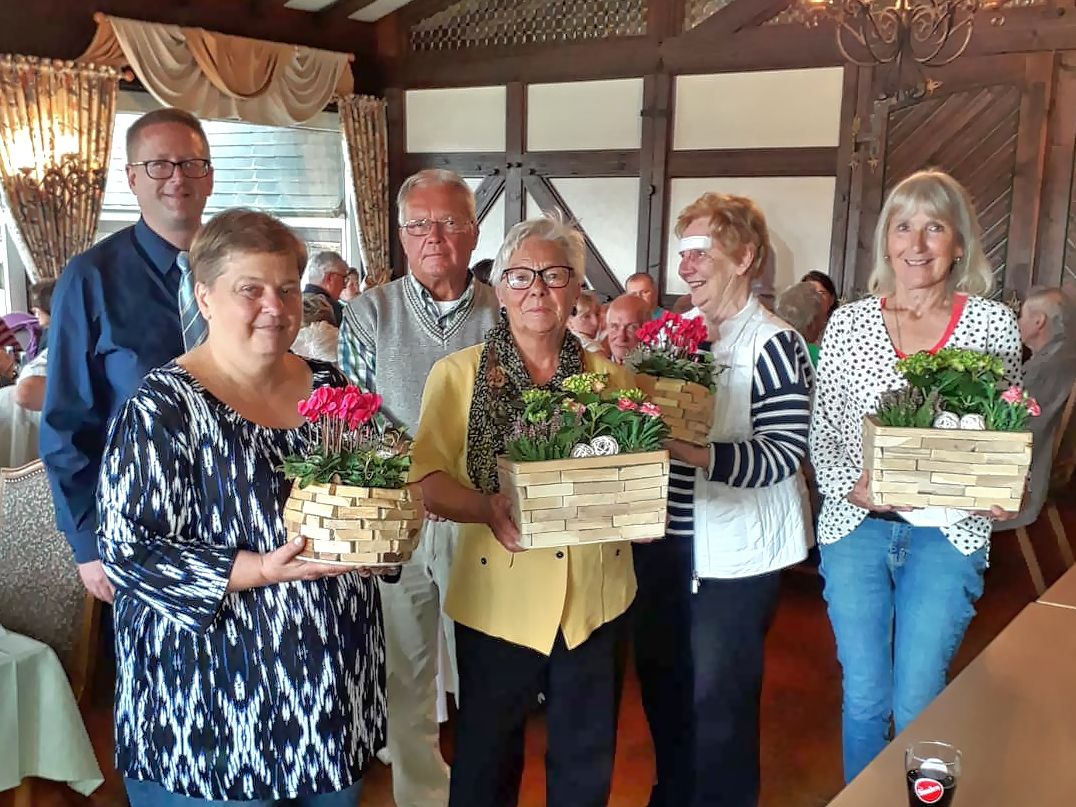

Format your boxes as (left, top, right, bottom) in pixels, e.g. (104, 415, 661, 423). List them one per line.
(128, 159, 212, 180)
(401, 217, 473, 236)
(503, 266, 574, 290)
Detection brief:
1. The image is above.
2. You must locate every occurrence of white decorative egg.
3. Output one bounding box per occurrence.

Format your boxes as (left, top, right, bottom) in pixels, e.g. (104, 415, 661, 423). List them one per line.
(958, 413, 986, 430)
(933, 411, 960, 429)
(571, 443, 595, 458)
(590, 436, 620, 456)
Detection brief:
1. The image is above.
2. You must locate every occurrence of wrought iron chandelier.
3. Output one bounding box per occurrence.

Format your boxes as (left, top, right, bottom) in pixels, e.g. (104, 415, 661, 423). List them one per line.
(794, 1, 1005, 101)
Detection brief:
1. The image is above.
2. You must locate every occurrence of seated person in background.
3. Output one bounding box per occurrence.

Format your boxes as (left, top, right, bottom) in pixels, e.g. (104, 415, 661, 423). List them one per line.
(341, 267, 361, 303)
(13, 280, 56, 412)
(605, 293, 650, 365)
(775, 281, 828, 366)
(302, 250, 348, 326)
(471, 258, 494, 286)
(802, 269, 839, 322)
(625, 271, 667, 319)
(672, 293, 693, 315)
(292, 293, 340, 364)
(1007, 286, 1076, 529)
(567, 289, 605, 353)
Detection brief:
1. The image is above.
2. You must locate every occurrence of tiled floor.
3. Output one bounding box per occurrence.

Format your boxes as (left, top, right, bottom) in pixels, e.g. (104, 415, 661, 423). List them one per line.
(6, 504, 1066, 807)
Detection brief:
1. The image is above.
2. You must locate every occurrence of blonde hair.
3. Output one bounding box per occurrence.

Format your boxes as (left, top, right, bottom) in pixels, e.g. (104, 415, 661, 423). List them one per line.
(868, 170, 993, 297)
(190, 208, 307, 287)
(674, 192, 771, 279)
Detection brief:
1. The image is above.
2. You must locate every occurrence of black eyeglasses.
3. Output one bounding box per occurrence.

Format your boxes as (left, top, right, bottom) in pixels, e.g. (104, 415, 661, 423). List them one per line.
(502, 266, 574, 290)
(128, 159, 212, 180)
(401, 217, 473, 236)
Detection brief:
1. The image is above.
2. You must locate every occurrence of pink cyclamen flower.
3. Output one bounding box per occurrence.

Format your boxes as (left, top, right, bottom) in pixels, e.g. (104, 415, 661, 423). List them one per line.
(1026, 398, 1041, 417)
(1000, 386, 1023, 404)
(640, 402, 662, 418)
(617, 397, 638, 412)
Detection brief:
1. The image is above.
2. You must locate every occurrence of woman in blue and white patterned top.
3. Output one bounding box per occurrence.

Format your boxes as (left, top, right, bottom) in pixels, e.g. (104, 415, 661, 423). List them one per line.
(809, 171, 1023, 783)
(97, 209, 388, 806)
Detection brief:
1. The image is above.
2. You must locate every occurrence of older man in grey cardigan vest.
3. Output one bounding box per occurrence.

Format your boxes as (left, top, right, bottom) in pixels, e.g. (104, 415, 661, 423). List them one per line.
(339, 169, 498, 807)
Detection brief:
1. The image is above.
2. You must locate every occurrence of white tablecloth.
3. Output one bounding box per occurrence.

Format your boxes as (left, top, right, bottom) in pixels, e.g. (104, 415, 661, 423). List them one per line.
(0, 625, 103, 796)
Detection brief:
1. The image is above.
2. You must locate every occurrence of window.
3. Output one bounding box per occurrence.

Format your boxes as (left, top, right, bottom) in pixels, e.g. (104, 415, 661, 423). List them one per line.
(102, 111, 350, 258)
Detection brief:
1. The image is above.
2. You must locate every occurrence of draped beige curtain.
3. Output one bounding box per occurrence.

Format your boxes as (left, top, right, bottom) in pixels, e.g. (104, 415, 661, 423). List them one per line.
(79, 14, 354, 127)
(0, 56, 118, 282)
(339, 95, 391, 288)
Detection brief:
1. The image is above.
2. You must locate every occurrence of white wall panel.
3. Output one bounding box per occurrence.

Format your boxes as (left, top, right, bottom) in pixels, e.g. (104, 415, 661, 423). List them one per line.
(528, 79, 643, 151)
(550, 177, 639, 286)
(462, 177, 507, 264)
(406, 87, 506, 152)
(673, 68, 844, 150)
(664, 177, 835, 294)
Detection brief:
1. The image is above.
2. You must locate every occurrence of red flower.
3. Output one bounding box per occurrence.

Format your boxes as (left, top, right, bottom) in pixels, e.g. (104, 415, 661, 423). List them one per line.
(616, 397, 638, 412)
(636, 311, 706, 355)
(640, 402, 662, 418)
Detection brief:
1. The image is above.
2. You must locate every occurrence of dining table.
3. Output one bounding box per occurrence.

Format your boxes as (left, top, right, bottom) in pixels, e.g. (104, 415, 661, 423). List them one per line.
(0, 625, 103, 797)
(828, 601, 1076, 805)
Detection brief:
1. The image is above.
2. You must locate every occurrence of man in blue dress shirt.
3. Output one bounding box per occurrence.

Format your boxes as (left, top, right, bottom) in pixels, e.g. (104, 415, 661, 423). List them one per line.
(40, 108, 214, 602)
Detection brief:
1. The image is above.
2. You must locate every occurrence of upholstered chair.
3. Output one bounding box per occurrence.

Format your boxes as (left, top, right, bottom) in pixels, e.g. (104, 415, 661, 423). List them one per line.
(0, 459, 98, 702)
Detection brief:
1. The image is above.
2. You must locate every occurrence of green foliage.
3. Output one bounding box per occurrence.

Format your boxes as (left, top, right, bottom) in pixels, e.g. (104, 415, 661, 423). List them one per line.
(630, 350, 718, 391)
(894, 348, 1004, 417)
(875, 387, 943, 429)
(883, 348, 1036, 433)
(280, 450, 411, 489)
(505, 373, 669, 461)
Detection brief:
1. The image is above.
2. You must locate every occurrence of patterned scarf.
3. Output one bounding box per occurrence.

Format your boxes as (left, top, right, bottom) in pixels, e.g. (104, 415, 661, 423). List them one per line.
(466, 313, 585, 494)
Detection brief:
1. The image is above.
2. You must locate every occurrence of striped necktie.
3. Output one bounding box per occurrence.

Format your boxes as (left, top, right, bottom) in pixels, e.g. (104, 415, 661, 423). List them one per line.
(176, 251, 207, 351)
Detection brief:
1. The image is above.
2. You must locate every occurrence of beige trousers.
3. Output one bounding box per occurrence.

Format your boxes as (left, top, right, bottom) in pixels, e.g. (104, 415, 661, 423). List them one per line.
(377, 519, 458, 807)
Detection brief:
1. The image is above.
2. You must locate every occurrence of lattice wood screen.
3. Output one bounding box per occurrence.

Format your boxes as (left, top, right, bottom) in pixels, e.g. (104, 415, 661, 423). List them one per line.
(881, 84, 1023, 296)
(409, 0, 648, 52)
(683, 0, 736, 30)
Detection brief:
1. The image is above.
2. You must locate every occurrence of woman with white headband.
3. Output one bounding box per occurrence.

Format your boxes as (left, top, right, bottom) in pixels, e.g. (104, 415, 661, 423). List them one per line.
(640, 192, 814, 807)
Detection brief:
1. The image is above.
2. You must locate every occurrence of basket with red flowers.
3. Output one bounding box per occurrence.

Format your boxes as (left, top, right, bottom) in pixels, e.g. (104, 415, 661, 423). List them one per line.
(280, 386, 422, 566)
(629, 311, 718, 446)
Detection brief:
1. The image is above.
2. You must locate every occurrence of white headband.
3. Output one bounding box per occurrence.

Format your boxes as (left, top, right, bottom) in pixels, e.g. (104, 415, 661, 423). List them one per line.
(678, 235, 712, 253)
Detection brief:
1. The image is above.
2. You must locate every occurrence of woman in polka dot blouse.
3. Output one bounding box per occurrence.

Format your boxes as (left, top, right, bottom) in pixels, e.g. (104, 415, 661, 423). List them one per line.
(808, 170, 1023, 782)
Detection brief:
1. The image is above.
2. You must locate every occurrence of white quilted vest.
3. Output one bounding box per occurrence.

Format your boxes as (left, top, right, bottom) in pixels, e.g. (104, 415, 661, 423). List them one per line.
(691, 297, 813, 580)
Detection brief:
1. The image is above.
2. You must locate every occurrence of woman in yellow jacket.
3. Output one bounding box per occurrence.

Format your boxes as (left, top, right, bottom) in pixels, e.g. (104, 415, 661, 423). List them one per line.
(411, 213, 636, 807)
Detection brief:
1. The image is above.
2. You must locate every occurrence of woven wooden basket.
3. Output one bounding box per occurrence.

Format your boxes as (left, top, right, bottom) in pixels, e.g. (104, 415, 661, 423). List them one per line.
(635, 374, 713, 446)
(497, 450, 670, 549)
(862, 415, 1032, 511)
(283, 482, 423, 566)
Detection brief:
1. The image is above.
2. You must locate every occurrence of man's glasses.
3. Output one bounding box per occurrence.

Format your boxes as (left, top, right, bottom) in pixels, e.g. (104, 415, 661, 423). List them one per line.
(401, 217, 473, 236)
(128, 159, 212, 180)
(502, 266, 574, 290)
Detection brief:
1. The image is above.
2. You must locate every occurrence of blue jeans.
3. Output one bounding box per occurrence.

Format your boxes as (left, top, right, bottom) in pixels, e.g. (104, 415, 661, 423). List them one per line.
(124, 778, 363, 806)
(819, 516, 987, 783)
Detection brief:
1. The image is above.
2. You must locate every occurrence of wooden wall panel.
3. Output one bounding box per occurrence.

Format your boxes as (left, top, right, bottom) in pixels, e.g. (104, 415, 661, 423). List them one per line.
(847, 53, 1055, 301)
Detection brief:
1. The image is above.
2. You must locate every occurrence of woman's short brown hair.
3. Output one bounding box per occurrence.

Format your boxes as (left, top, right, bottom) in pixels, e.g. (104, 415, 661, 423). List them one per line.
(189, 208, 307, 287)
(674, 192, 771, 279)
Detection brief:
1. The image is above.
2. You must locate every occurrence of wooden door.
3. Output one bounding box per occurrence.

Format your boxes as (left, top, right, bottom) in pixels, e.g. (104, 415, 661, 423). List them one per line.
(844, 53, 1054, 301)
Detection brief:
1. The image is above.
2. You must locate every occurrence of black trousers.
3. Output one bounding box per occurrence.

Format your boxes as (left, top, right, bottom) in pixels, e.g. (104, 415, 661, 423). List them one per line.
(632, 537, 695, 807)
(449, 618, 622, 807)
(691, 571, 782, 807)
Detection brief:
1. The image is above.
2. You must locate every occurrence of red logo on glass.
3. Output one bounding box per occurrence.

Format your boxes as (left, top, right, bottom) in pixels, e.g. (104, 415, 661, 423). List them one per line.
(914, 778, 945, 804)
